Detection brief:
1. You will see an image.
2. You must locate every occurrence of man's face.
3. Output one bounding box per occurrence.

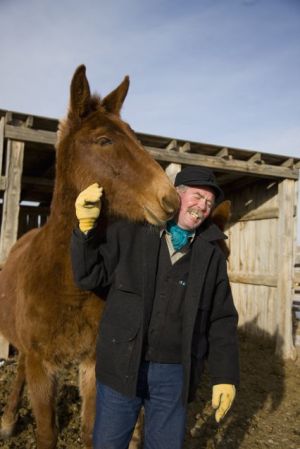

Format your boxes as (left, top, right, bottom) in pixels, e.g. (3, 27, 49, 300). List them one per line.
(176, 185, 215, 230)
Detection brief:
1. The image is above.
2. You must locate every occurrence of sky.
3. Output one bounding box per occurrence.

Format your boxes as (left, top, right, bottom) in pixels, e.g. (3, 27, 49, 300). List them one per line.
(0, 0, 299, 238)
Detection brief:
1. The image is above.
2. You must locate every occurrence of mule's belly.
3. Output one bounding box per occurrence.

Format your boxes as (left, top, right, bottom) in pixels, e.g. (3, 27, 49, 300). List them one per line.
(0, 228, 41, 349)
(18, 291, 105, 366)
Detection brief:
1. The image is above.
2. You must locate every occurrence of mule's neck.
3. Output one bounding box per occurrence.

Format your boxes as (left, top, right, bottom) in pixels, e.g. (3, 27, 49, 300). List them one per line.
(48, 182, 78, 232)
(46, 149, 78, 236)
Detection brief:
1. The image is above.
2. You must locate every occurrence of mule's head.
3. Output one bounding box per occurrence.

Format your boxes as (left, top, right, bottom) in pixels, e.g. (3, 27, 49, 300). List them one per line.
(57, 65, 179, 225)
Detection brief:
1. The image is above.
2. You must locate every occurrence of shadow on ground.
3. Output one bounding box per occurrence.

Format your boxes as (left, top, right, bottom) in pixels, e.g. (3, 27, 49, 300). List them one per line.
(185, 319, 287, 449)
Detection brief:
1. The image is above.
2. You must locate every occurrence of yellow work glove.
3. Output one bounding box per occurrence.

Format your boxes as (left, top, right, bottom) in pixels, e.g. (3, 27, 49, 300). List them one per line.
(75, 183, 103, 233)
(212, 384, 236, 423)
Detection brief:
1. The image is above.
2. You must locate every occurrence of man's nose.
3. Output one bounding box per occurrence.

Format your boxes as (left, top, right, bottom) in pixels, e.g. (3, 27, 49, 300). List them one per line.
(198, 198, 208, 211)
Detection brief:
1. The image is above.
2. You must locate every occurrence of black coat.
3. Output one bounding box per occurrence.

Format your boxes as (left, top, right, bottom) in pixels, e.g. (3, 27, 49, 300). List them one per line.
(71, 219, 239, 404)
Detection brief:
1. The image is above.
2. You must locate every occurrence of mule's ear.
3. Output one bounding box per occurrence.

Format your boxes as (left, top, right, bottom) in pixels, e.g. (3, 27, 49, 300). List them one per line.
(69, 65, 91, 120)
(101, 76, 130, 116)
(211, 200, 231, 231)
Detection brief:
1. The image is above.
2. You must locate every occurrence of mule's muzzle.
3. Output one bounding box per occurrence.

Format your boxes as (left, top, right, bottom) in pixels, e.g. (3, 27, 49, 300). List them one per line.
(160, 194, 179, 219)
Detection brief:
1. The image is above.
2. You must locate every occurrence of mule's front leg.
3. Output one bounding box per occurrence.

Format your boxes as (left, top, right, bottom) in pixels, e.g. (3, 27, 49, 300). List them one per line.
(1, 352, 26, 438)
(26, 354, 58, 449)
(129, 408, 144, 449)
(79, 358, 96, 449)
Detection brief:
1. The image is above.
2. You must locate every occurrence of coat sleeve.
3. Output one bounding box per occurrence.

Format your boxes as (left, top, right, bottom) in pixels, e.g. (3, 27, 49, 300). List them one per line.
(70, 224, 119, 291)
(207, 254, 240, 386)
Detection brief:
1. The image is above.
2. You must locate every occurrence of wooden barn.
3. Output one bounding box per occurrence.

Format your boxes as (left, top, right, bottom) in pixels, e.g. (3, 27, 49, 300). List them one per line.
(0, 109, 299, 360)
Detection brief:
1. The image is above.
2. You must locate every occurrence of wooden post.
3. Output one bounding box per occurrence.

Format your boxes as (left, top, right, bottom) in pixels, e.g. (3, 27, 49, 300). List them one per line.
(0, 139, 25, 264)
(0, 117, 5, 191)
(276, 179, 297, 359)
(0, 135, 25, 358)
(0, 117, 4, 169)
(164, 141, 190, 183)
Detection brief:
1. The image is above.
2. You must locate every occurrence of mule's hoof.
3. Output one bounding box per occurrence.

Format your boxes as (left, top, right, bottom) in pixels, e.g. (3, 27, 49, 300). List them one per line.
(1, 416, 16, 439)
(128, 439, 142, 449)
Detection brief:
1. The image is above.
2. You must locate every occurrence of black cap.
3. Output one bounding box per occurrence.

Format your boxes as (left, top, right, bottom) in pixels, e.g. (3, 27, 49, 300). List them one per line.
(174, 166, 224, 204)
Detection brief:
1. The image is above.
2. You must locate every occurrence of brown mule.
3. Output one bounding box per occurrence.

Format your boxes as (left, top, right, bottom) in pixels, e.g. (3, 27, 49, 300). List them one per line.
(0, 65, 179, 449)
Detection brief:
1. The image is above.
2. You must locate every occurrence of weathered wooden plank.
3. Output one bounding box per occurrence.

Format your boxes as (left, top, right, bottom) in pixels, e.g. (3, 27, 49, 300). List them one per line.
(179, 142, 191, 153)
(294, 271, 300, 286)
(164, 140, 191, 182)
(232, 283, 277, 336)
(5, 124, 57, 146)
(216, 147, 232, 159)
(281, 158, 294, 168)
(0, 117, 4, 171)
(145, 145, 299, 179)
(0, 176, 6, 191)
(3, 124, 299, 179)
(230, 206, 294, 222)
(227, 179, 282, 342)
(248, 152, 264, 164)
(165, 139, 177, 151)
(0, 139, 25, 264)
(165, 163, 181, 184)
(276, 179, 297, 359)
(228, 272, 277, 287)
(295, 250, 300, 266)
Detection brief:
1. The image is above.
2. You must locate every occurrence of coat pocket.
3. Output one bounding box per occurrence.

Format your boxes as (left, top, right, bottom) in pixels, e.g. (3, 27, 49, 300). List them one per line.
(97, 320, 140, 376)
(100, 320, 139, 343)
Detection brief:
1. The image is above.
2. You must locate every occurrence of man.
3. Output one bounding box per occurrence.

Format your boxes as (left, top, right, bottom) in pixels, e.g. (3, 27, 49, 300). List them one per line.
(71, 166, 239, 449)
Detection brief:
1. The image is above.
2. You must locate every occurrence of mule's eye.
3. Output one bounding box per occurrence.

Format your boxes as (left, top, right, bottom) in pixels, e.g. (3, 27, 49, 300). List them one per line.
(96, 136, 113, 146)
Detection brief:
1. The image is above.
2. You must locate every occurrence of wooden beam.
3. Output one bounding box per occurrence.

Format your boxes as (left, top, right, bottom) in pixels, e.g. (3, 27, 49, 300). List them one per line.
(179, 142, 191, 153)
(229, 198, 295, 223)
(165, 163, 181, 183)
(228, 272, 277, 287)
(5, 124, 56, 146)
(276, 179, 297, 359)
(281, 158, 294, 168)
(25, 115, 34, 128)
(0, 176, 7, 191)
(0, 117, 4, 171)
(0, 139, 25, 264)
(3, 123, 299, 180)
(5, 111, 13, 124)
(248, 152, 264, 164)
(166, 140, 178, 151)
(144, 146, 299, 179)
(294, 271, 300, 287)
(230, 206, 280, 222)
(164, 142, 190, 182)
(216, 147, 232, 159)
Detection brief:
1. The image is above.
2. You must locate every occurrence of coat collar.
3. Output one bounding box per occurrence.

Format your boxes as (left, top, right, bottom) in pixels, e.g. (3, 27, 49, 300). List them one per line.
(196, 219, 227, 242)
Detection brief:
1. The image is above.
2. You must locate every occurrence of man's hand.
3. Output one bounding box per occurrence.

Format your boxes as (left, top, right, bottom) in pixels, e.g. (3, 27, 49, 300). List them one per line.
(75, 183, 103, 233)
(212, 384, 236, 423)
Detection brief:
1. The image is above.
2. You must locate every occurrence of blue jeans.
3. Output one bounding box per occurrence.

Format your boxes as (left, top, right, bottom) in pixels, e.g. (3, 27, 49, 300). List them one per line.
(93, 361, 186, 449)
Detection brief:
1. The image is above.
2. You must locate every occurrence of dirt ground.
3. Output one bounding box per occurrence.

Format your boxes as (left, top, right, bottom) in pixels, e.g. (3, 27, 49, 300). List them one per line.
(0, 328, 300, 449)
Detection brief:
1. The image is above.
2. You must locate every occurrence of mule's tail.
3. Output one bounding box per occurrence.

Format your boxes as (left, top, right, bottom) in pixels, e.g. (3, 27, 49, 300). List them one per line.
(1, 352, 26, 438)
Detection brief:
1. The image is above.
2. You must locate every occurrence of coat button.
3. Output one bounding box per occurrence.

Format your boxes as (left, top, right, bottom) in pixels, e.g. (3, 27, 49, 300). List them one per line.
(112, 338, 117, 343)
